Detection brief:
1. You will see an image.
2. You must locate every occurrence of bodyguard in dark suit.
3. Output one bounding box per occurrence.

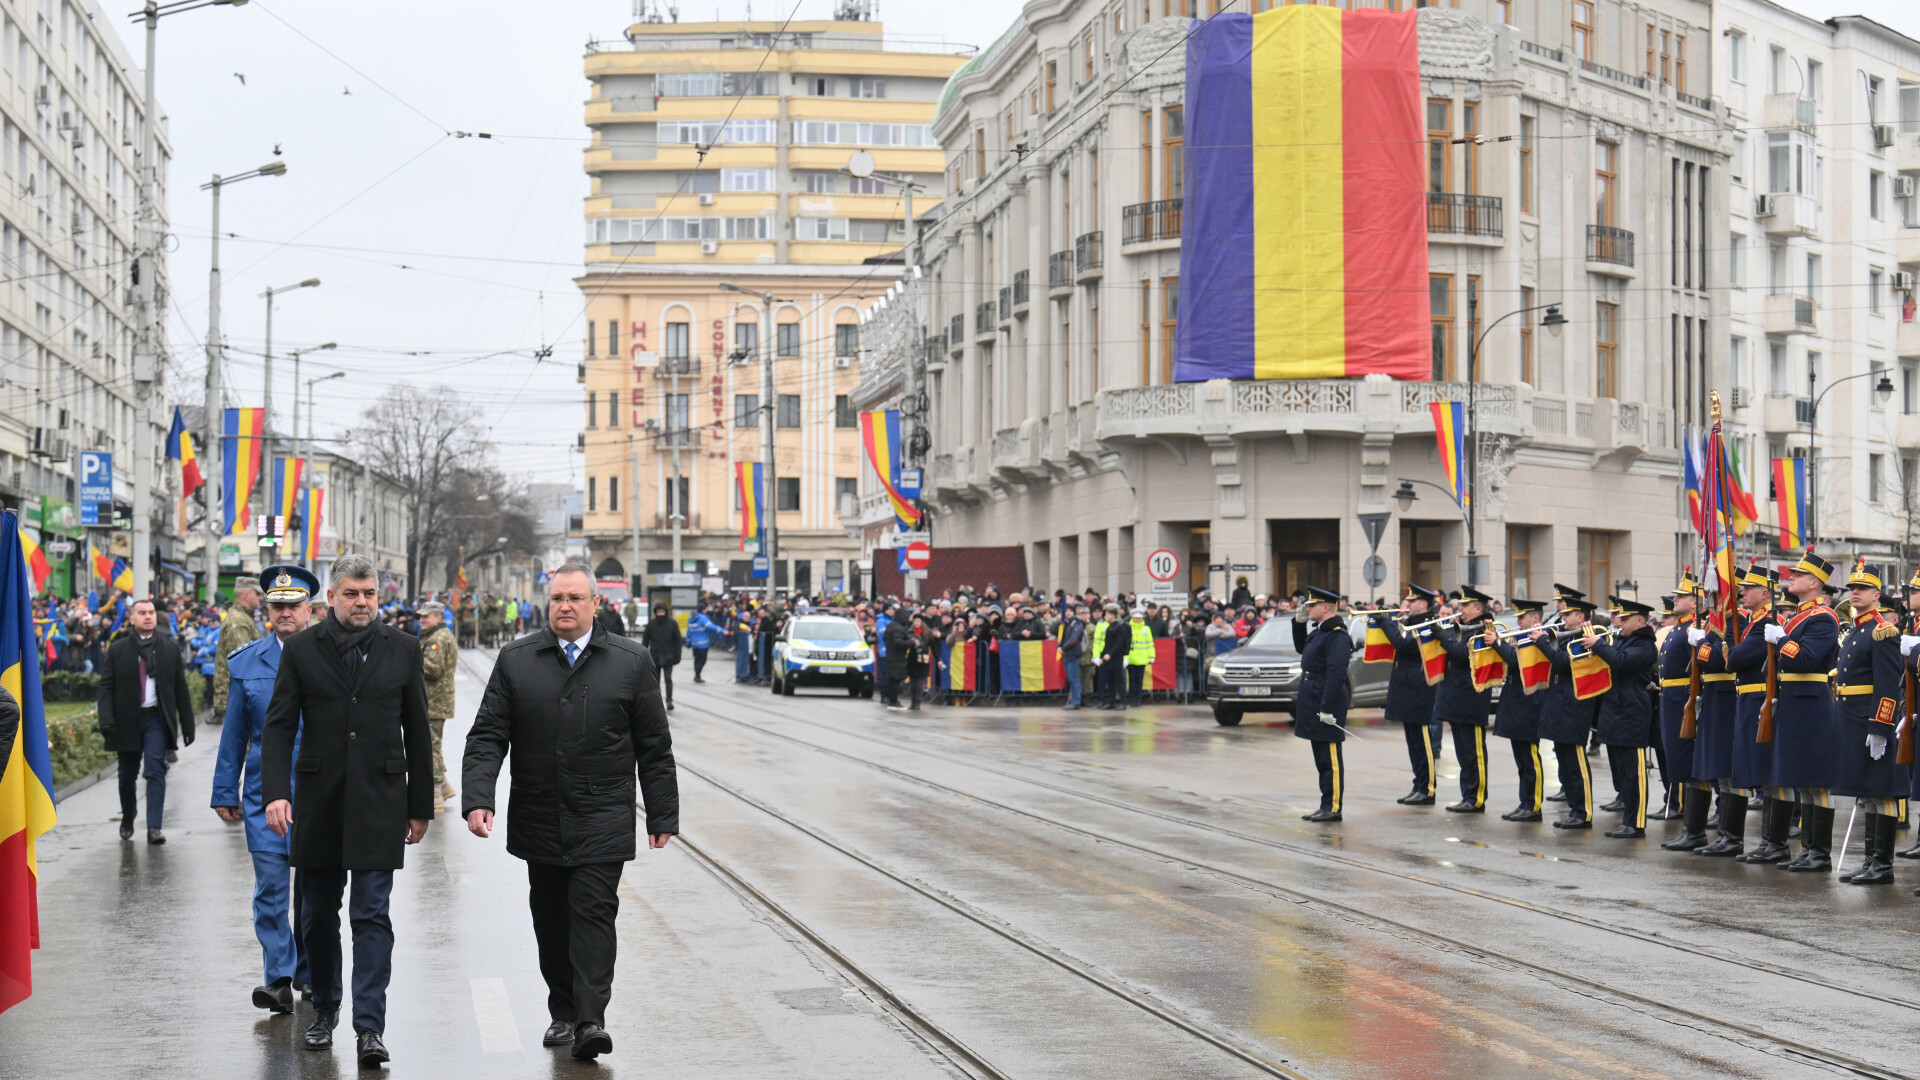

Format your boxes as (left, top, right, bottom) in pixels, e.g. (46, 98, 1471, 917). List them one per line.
(1290, 586, 1351, 822)
(1486, 598, 1546, 820)
(1832, 561, 1908, 885)
(97, 597, 196, 843)
(1374, 584, 1441, 804)
(464, 563, 679, 1061)
(1590, 597, 1658, 838)
(1768, 548, 1841, 873)
(261, 556, 434, 1067)
(1529, 597, 1602, 829)
(1433, 586, 1495, 814)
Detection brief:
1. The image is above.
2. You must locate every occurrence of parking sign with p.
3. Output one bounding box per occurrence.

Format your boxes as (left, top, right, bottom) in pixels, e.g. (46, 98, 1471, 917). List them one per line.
(78, 451, 113, 527)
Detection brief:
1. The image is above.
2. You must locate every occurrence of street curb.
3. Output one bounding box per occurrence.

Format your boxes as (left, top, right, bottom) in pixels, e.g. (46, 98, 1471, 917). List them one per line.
(55, 763, 116, 802)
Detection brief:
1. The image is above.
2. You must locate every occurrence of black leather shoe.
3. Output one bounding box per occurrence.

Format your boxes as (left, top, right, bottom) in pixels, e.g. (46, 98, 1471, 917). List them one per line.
(1660, 831, 1708, 851)
(146, 828, 165, 845)
(542, 1021, 574, 1046)
(356, 1029, 389, 1067)
(1301, 808, 1342, 822)
(305, 1009, 338, 1051)
(1598, 798, 1626, 813)
(252, 979, 293, 1013)
(1736, 840, 1790, 864)
(1505, 808, 1544, 822)
(1445, 800, 1485, 814)
(1402, 793, 1436, 806)
(1553, 815, 1592, 830)
(571, 1023, 613, 1060)
(1545, 788, 1567, 803)
(1696, 836, 1743, 857)
(1785, 849, 1832, 873)
(1897, 840, 1920, 860)
(1604, 825, 1645, 839)
(119, 821, 133, 841)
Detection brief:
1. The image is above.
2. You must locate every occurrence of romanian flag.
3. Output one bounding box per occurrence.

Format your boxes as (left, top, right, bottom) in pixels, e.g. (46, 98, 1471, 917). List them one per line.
(858, 410, 921, 528)
(1140, 638, 1179, 692)
(301, 487, 325, 564)
(222, 408, 265, 536)
(1722, 439, 1758, 537)
(1362, 618, 1394, 663)
(998, 639, 1064, 693)
(270, 457, 304, 527)
(1772, 456, 1808, 551)
(1174, 6, 1427, 381)
(1418, 625, 1446, 686)
(1469, 644, 1506, 692)
(1, 509, 58, 1015)
(1515, 642, 1551, 694)
(1683, 430, 1704, 534)
(16, 530, 47, 595)
(944, 641, 978, 692)
(89, 543, 129, 592)
(1568, 638, 1613, 701)
(1431, 401, 1468, 510)
(166, 407, 203, 497)
(735, 462, 764, 551)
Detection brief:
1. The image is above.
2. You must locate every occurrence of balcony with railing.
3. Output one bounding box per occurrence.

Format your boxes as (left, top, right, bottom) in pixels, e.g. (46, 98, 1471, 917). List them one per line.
(1586, 225, 1634, 269)
(1762, 292, 1818, 335)
(1121, 198, 1183, 246)
(1427, 193, 1503, 239)
(1518, 39, 1563, 62)
(975, 301, 995, 337)
(1048, 250, 1074, 292)
(1756, 191, 1816, 237)
(1578, 59, 1647, 90)
(1765, 93, 1817, 134)
(1676, 90, 1712, 111)
(1074, 231, 1104, 278)
(656, 355, 701, 377)
(1011, 269, 1030, 310)
(949, 314, 964, 348)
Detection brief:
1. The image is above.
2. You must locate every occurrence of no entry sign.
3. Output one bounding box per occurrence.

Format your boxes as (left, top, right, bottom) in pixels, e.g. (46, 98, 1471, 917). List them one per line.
(903, 541, 932, 571)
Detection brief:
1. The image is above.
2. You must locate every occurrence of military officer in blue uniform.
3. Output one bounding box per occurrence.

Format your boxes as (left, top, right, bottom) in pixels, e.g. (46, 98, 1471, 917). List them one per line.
(1591, 597, 1658, 838)
(1720, 563, 1794, 863)
(1654, 580, 1706, 844)
(1766, 548, 1841, 873)
(1485, 597, 1546, 821)
(1433, 585, 1495, 813)
(1831, 560, 1909, 885)
(1374, 583, 1442, 805)
(1688, 571, 1747, 857)
(1529, 596, 1602, 830)
(211, 563, 316, 1013)
(1291, 585, 1352, 822)
(1897, 570, 1920, 865)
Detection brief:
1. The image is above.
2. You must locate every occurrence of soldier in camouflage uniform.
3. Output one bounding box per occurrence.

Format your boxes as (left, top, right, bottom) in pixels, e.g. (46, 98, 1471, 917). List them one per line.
(418, 600, 459, 812)
(212, 576, 263, 724)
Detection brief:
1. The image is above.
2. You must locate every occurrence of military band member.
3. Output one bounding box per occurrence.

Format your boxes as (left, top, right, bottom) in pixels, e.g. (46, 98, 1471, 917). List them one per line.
(1543, 583, 1586, 804)
(1486, 598, 1546, 821)
(1374, 584, 1442, 805)
(1291, 586, 1352, 822)
(1530, 597, 1602, 830)
(1724, 564, 1792, 863)
(1767, 549, 1841, 873)
(1831, 561, 1909, 885)
(1591, 598, 1659, 838)
(1654, 580, 1703, 836)
(214, 576, 264, 721)
(1434, 586, 1495, 813)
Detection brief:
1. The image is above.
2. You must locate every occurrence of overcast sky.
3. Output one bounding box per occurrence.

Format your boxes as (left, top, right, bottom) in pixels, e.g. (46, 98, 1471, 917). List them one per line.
(109, 0, 1915, 490)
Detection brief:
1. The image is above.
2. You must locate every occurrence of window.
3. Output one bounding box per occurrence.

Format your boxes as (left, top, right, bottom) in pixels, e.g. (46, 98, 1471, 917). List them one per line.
(798, 217, 849, 241)
(721, 168, 774, 191)
(777, 394, 800, 428)
(777, 322, 800, 357)
(1161, 105, 1183, 199)
(1430, 275, 1453, 380)
(1770, 45, 1785, 94)
(1595, 301, 1619, 398)
(1905, 363, 1919, 415)
(661, 118, 776, 144)
(607, 476, 619, 513)
(586, 392, 598, 428)
(1731, 336, 1749, 391)
(1729, 233, 1745, 288)
(851, 220, 888, 243)
(1904, 82, 1920, 134)
(662, 393, 690, 445)
(1159, 278, 1179, 384)
(803, 171, 834, 194)
(1426, 99, 1451, 193)
(1870, 267, 1884, 316)
(666, 477, 688, 520)
(1870, 170, 1884, 220)
(805, 76, 830, 96)
(1572, 0, 1595, 62)
(834, 324, 858, 357)
(607, 390, 620, 429)
(1577, 530, 1612, 604)
(1084, 34, 1094, 79)
(1594, 140, 1617, 227)
(1769, 341, 1789, 394)
(791, 121, 933, 147)
(1728, 30, 1745, 83)
(1519, 285, 1535, 386)
(835, 477, 858, 514)
(663, 321, 691, 372)
(848, 176, 884, 195)
(1140, 280, 1153, 385)
(974, 128, 986, 178)
(852, 78, 886, 99)
(1519, 115, 1534, 214)
(1495, 0, 1510, 25)
(1870, 453, 1886, 503)
(1046, 60, 1056, 113)
(735, 319, 758, 357)
(608, 321, 620, 358)
(1508, 527, 1531, 599)
(1675, 34, 1686, 94)
(834, 395, 855, 428)
(776, 476, 800, 512)
(587, 477, 596, 512)
(1466, 275, 1481, 373)
(676, 171, 720, 193)
(585, 323, 596, 357)
(1731, 132, 1746, 187)
(1808, 59, 1822, 105)
(1461, 103, 1478, 194)
(734, 393, 759, 427)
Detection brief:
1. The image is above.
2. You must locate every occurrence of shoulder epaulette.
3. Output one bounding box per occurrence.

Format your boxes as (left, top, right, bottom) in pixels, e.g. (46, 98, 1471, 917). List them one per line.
(1874, 621, 1900, 641)
(228, 638, 265, 660)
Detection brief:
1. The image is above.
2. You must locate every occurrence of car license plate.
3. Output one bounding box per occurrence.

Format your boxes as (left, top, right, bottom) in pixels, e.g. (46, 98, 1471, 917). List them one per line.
(1238, 686, 1271, 697)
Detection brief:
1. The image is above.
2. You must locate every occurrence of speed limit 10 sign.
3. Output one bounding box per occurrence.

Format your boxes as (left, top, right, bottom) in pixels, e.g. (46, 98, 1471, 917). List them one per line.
(1146, 548, 1179, 583)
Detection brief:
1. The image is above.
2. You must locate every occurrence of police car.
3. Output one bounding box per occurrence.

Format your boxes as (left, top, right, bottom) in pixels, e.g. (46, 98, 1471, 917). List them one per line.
(771, 614, 875, 697)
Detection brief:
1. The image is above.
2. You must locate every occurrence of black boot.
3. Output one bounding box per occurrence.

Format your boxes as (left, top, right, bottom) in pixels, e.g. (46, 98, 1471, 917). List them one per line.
(1737, 797, 1792, 863)
(1897, 812, 1920, 860)
(1697, 793, 1745, 856)
(1847, 814, 1898, 885)
(1785, 806, 1834, 873)
(1662, 789, 1711, 851)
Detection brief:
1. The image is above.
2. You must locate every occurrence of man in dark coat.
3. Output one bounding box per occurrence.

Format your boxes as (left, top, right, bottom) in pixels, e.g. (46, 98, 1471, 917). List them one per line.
(1832, 560, 1908, 885)
(1098, 605, 1130, 710)
(1433, 586, 1495, 814)
(1528, 598, 1603, 829)
(261, 556, 433, 1067)
(1291, 586, 1351, 822)
(463, 563, 678, 1061)
(882, 609, 914, 710)
(1591, 597, 1659, 838)
(1486, 598, 1546, 820)
(1374, 584, 1441, 805)
(97, 597, 196, 843)
(639, 603, 683, 710)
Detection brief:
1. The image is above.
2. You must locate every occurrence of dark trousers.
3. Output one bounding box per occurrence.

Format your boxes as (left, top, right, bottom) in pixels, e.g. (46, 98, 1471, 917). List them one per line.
(528, 860, 624, 1027)
(1402, 723, 1435, 797)
(692, 648, 708, 680)
(877, 665, 896, 705)
(1451, 722, 1488, 808)
(1127, 665, 1144, 705)
(1311, 741, 1345, 813)
(906, 666, 925, 709)
(1606, 745, 1648, 829)
(1510, 739, 1544, 812)
(1100, 660, 1125, 706)
(1554, 741, 1594, 820)
(659, 664, 674, 705)
(116, 708, 168, 829)
(299, 868, 395, 1034)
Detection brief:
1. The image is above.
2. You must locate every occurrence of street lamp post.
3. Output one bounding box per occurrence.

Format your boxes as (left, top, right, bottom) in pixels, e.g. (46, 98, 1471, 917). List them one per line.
(1803, 364, 1896, 545)
(720, 282, 780, 589)
(302, 370, 345, 464)
(200, 160, 288, 603)
(1462, 300, 1564, 587)
(289, 343, 337, 465)
(261, 278, 322, 461)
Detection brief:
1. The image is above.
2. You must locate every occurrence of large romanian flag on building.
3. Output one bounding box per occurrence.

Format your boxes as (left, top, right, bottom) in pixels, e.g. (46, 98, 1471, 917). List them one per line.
(222, 408, 266, 536)
(1, 509, 57, 1015)
(1176, 6, 1427, 381)
(999, 639, 1064, 693)
(858, 411, 921, 529)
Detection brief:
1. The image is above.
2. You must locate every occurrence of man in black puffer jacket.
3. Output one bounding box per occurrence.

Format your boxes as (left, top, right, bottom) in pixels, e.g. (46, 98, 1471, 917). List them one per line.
(640, 603, 684, 710)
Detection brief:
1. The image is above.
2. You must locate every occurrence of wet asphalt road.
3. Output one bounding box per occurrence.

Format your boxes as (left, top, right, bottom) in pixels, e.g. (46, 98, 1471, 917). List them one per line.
(5, 646, 1919, 1079)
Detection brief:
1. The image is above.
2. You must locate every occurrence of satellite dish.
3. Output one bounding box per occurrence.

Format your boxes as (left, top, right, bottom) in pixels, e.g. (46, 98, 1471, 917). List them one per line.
(847, 150, 876, 178)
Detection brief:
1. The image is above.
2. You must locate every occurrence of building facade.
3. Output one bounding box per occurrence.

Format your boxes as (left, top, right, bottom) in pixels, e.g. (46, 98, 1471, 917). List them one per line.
(884, 0, 1743, 603)
(576, 10, 967, 593)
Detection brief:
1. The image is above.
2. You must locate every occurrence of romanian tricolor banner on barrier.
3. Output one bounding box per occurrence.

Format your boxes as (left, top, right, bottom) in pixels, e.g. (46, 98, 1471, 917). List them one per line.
(1418, 625, 1447, 686)
(942, 641, 979, 693)
(222, 408, 265, 536)
(1140, 638, 1179, 692)
(999, 640, 1064, 693)
(735, 462, 764, 552)
(1431, 402, 1468, 510)
(1772, 456, 1808, 551)
(1362, 619, 1395, 663)
(1568, 639, 1613, 701)
(858, 411, 921, 529)
(1469, 644, 1506, 692)
(1, 509, 57, 1015)
(1515, 642, 1551, 694)
(1175, 6, 1427, 381)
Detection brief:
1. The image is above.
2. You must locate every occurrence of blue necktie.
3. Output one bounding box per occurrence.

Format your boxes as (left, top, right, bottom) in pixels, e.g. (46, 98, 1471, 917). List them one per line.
(565, 642, 579, 668)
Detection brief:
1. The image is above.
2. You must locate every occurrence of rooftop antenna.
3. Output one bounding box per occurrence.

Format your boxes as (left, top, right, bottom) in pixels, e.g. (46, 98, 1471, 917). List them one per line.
(833, 0, 876, 21)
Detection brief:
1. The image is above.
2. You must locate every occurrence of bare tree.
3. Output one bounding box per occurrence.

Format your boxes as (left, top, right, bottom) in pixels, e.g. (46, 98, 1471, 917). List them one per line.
(433, 464, 538, 590)
(346, 387, 492, 592)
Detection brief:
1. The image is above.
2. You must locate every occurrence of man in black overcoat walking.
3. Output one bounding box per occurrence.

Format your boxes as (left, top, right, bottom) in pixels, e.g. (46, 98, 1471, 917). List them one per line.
(97, 597, 196, 843)
(261, 556, 434, 1068)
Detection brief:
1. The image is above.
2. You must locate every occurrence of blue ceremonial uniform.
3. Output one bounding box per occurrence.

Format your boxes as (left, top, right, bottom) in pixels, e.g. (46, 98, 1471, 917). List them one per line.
(211, 634, 307, 988)
(1490, 633, 1545, 814)
(1769, 602, 1838, 791)
(1689, 625, 1738, 784)
(1832, 607, 1908, 800)
(1434, 625, 1492, 809)
(1593, 625, 1658, 831)
(1376, 615, 1440, 799)
(1292, 614, 1351, 816)
(1656, 617, 1699, 788)
(1533, 631, 1601, 823)
(1724, 611, 1776, 791)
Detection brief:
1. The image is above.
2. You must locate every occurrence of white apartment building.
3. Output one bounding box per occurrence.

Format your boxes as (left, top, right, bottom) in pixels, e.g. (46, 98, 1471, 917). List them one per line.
(0, 0, 171, 593)
(880, 0, 1733, 603)
(1716, 3, 1920, 561)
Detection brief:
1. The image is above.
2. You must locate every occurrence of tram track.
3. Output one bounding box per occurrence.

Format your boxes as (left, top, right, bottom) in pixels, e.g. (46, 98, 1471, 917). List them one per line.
(674, 693, 1917, 1080)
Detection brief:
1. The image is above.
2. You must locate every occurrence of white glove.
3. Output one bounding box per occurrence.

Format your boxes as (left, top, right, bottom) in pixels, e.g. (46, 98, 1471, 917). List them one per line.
(1686, 628, 1706, 646)
(1319, 713, 1339, 727)
(1902, 634, 1920, 657)
(1869, 732, 1888, 760)
(1763, 624, 1785, 644)
(1293, 608, 1308, 623)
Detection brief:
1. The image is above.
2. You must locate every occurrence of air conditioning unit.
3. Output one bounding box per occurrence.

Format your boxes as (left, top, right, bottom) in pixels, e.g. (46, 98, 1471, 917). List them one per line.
(697, 193, 716, 205)
(700, 240, 719, 254)
(1873, 124, 1895, 149)
(6, 469, 22, 493)
(833, 356, 851, 369)
(1896, 176, 1918, 199)
(1755, 193, 1776, 217)
(1894, 271, 1916, 292)
(1730, 386, 1751, 409)
(47, 436, 68, 462)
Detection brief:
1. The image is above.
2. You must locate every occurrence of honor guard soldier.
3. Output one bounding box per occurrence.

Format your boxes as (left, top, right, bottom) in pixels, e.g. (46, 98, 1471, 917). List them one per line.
(1374, 584, 1442, 805)
(1530, 596, 1602, 829)
(1486, 598, 1547, 820)
(1688, 572, 1747, 857)
(1723, 564, 1793, 863)
(1291, 585, 1352, 822)
(1591, 597, 1659, 837)
(214, 575, 264, 721)
(417, 601, 458, 813)
(1434, 586, 1495, 813)
(1767, 548, 1841, 872)
(1655, 578, 1704, 838)
(1832, 560, 1909, 885)
(1898, 570, 1920, 864)
(1646, 595, 1676, 819)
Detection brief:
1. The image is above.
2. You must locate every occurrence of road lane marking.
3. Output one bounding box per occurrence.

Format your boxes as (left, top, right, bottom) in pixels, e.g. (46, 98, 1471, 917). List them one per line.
(469, 977, 522, 1053)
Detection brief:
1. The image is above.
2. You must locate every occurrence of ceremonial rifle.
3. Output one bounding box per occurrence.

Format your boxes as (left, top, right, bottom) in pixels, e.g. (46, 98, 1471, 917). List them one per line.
(1757, 611, 1777, 744)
